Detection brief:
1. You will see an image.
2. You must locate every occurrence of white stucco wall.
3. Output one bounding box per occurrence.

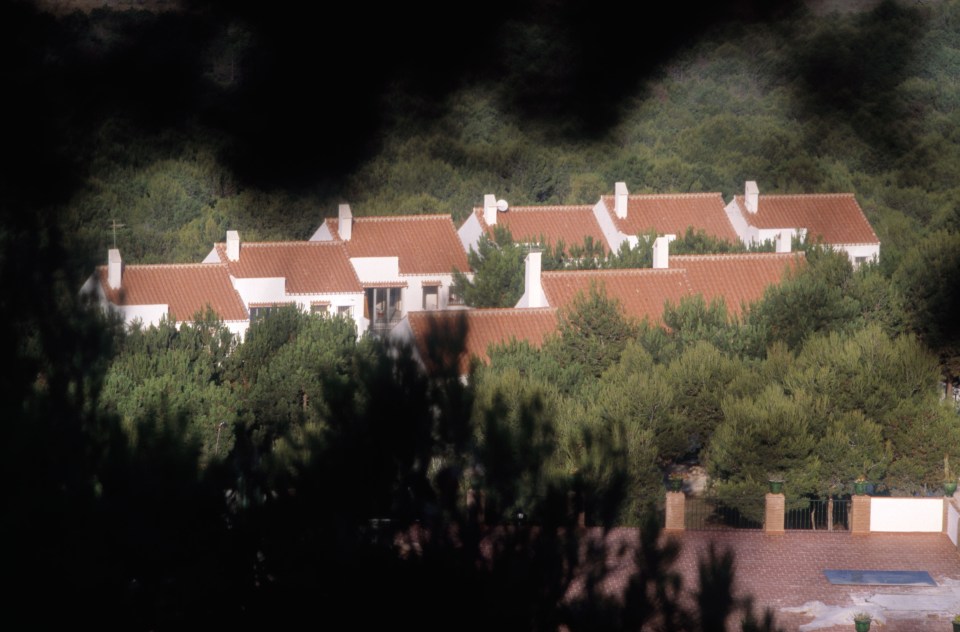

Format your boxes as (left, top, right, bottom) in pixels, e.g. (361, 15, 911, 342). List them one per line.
(308, 221, 335, 242)
(839, 243, 881, 266)
(117, 303, 169, 328)
(231, 277, 286, 304)
(870, 498, 944, 532)
(201, 247, 220, 263)
(457, 214, 484, 254)
(947, 501, 959, 546)
(351, 257, 401, 283)
(723, 200, 753, 246)
(592, 199, 635, 252)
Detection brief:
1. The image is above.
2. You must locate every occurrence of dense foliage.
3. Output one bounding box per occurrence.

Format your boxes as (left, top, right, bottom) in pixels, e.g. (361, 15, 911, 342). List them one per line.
(5, 0, 960, 627)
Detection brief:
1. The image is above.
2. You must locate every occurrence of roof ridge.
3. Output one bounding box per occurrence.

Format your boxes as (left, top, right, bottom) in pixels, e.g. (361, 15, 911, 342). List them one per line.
(352, 214, 454, 222)
(541, 268, 684, 277)
(671, 252, 802, 261)
(735, 193, 855, 199)
(223, 240, 346, 248)
(628, 192, 723, 199)
(104, 262, 231, 270)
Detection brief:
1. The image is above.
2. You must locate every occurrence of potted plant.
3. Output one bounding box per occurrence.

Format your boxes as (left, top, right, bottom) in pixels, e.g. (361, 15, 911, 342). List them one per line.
(852, 612, 872, 632)
(767, 476, 784, 494)
(952, 613, 960, 632)
(854, 475, 868, 496)
(945, 455, 958, 496)
(667, 472, 683, 492)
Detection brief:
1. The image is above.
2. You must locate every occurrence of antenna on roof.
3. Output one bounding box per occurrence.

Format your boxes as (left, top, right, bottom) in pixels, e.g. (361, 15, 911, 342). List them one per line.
(109, 219, 126, 248)
(496, 199, 509, 212)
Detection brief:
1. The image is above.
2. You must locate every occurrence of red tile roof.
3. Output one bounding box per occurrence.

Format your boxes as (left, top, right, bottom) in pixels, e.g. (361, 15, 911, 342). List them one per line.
(600, 193, 739, 242)
(541, 253, 803, 322)
(407, 308, 558, 372)
(733, 194, 879, 245)
(671, 253, 804, 315)
(212, 241, 361, 294)
(407, 252, 802, 371)
(541, 269, 693, 325)
(327, 215, 471, 275)
(473, 205, 607, 250)
(97, 264, 248, 322)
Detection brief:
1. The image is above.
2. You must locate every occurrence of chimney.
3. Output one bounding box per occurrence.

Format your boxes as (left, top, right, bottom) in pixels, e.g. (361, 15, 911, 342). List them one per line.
(615, 182, 628, 219)
(108, 248, 122, 290)
(745, 181, 759, 214)
(776, 231, 791, 253)
(226, 230, 241, 261)
(652, 236, 669, 269)
(338, 203, 353, 241)
(483, 194, 497, 226)
(524, 251, 545, 308)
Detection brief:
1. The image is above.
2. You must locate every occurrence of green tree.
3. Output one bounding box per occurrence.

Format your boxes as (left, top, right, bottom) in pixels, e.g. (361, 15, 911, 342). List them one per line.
(893, 230, 960, 386)
(545, 283, 639, 379)
(453, 225, 526, 307)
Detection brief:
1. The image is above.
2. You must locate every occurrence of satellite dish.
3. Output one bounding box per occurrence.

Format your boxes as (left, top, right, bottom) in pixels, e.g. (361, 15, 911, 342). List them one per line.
(496, 199, 509, 212)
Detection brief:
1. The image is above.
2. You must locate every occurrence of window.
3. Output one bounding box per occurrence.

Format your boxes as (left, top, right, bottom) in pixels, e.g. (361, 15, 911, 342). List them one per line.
(423, 285, 439, 310)
(310, 302, 329, 316)
(338, 305, 352, 318)
(448, 286, 464, 306)
(249, 304, 279, 321)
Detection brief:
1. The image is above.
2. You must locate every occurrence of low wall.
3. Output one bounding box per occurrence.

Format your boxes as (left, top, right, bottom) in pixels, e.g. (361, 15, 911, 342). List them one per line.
(870, 498, 943, 532)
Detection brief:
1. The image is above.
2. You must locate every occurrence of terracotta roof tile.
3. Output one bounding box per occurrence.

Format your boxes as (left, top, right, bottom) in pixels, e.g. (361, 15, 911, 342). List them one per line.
(407, 308, 558, 372)
(473, 205, 607, 250)
(671, 253, 804, 315)
(98, 264, 248, 322)
(733, 194, 879, 245)
(542, 269, 693, 325)
(328, 215, 470, 275)
(600, 193, 739, 242)
(213, 241, 361, 294)
(541, 253, 803, 322)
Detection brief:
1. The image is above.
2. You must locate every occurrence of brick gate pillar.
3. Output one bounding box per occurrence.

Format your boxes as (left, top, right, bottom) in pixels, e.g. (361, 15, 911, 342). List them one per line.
(665, 491, 685, 531)
(764, 493, 785, 533)
(851, 494, 871, 535)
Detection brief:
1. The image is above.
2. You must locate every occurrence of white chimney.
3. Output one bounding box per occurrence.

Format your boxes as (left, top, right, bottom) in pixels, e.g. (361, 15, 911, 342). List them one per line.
(338, 203, 353, 241)
(652, 236, 669, 269)
(483, 194, 497, 226)
(615, 181, 628, 219)
(524, 251, 545, 308)
(108, 248, 122, 290)
(776, 231, 791, 253)
(226, 230, 240, 261)
(745, 180, 759, 214)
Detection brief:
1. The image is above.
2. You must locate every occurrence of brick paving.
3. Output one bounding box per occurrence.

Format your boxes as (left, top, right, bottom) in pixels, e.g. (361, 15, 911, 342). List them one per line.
(672, 531, 960, 631)
(580, 529, 960, 631)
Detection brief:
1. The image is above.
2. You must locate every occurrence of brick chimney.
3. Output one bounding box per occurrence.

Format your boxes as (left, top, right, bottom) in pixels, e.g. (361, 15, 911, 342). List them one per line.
(745, 181, 759, 214)
(524, 251, 545, 307)
(483, 194, 497, 226)
(615, 182, 628, 219)
(653, 236, 669, 269)
(226, 230, 240, 261)
(338, 203, 353, 241)
(108, 248, 122, 290)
